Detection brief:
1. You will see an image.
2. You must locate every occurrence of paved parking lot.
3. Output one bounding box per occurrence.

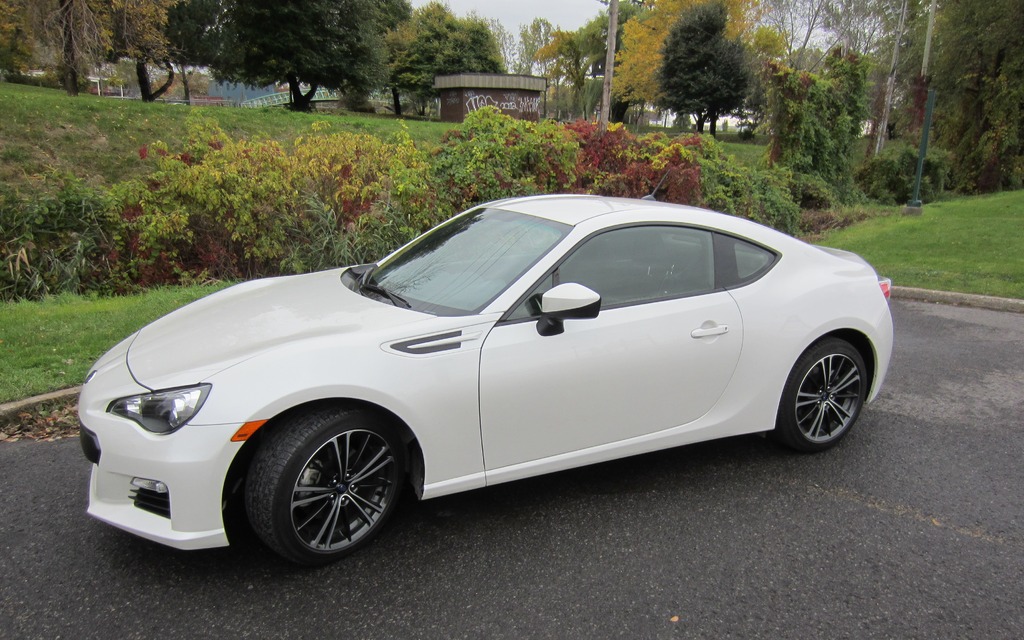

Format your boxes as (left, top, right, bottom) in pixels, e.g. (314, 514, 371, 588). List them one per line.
(1, 299, 1022, 639)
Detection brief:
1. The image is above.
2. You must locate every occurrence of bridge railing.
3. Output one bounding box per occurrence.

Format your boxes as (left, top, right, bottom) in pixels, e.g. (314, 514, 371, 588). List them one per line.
(240, 88, 340, 108)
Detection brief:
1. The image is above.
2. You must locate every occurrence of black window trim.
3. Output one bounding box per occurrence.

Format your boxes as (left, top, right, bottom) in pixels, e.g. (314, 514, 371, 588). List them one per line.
(496, 222, 781, 326)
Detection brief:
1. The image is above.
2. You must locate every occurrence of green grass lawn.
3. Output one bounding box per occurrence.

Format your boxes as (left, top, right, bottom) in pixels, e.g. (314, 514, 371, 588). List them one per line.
(820, 191, 1024, 299)
(718, 141, 766, 168)
(0, 284, 228, 403)
(0, 83, 452, 191)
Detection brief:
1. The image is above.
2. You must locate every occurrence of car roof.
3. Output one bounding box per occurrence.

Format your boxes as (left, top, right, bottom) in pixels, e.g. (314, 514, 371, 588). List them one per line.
(484, 195, 795, 247)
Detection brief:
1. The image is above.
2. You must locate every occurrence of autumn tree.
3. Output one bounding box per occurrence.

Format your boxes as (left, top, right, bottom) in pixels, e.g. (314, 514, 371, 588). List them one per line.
(107, 0, 178, 102)
(614, 0, 754, 107)
(39, 0, 109, 95)
(0, 0, 33, 75)
(218, 0, 387, 112)
(659, 1, 749, 136)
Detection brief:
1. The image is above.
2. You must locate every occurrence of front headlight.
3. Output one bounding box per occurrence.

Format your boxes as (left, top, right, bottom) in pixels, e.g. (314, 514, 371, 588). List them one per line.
(109, 385, 211, 434)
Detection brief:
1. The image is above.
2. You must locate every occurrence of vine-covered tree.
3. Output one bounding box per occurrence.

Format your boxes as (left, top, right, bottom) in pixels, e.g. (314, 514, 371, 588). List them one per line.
(932, 0, 1024, 192)
(658, 1, 749, 136)
(218, 0, 386, 112)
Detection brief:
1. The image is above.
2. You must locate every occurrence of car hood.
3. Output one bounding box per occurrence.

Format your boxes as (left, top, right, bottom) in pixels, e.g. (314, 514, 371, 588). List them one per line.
(126, 269, 426, 388)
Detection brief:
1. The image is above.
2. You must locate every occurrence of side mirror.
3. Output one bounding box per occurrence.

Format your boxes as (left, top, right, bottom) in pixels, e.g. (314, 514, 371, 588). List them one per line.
(536, 283, 601, 336)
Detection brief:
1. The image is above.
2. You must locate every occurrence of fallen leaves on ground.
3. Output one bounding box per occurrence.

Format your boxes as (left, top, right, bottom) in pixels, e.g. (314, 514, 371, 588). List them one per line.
(0, 397, 79, 442)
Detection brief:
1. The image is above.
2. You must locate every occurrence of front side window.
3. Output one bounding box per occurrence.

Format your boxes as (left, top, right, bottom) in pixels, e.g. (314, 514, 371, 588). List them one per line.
(373, 208, 570, 316)
(509, 225, 715, 319)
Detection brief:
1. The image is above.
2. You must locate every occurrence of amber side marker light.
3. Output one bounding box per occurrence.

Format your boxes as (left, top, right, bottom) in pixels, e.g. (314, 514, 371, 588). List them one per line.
(231, 420, 267, 442)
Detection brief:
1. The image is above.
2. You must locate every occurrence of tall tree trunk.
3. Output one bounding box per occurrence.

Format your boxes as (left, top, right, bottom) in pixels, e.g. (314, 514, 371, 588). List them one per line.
(136, 60, 152, 100)
(610, 98, 630, 124)
(179, 65, 192, 104)
(391, 86, 402, 117)
(136, 60, 175, 102)
(695, 114, 706, 133)
(598, 0, 619, 130)
(287, 75, 317, 112)
(59, 0, 79, 96)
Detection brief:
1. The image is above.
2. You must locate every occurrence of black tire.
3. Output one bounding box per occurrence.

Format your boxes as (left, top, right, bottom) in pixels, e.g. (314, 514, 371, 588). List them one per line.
(246, 407, 405, 565)
(771, 338, 867, 452)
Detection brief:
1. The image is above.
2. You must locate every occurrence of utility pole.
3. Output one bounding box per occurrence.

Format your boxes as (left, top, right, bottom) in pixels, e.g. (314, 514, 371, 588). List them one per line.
(921, 0, 938, 78)
(599, 0, 619, 130)
(875, 0, 909, 155)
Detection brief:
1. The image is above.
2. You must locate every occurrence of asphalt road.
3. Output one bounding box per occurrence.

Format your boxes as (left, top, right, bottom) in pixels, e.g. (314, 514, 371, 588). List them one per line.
(1, 300, 1022, 639)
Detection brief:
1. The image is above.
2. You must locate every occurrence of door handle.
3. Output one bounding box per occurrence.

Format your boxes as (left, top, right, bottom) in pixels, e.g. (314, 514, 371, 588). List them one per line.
(690, 323, 729, 338)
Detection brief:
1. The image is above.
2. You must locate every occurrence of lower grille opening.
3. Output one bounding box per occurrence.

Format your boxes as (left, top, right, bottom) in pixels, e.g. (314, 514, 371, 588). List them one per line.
(131, 488, 171, 519)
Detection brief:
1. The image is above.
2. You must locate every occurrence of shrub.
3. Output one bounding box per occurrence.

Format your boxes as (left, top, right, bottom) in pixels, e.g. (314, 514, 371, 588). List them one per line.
(113, 116, 441, 285)
(0, 175, 114, 301)
(431, 107, 579, 213)
(855, 141, 950, 205)
(788, 172, 838, 210)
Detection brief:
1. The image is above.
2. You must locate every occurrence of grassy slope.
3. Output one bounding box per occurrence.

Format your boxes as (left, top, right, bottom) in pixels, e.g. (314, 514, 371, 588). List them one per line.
(0, 83, 452, 190)
(819, 191, 1024, 299)
(0, 284, 229, 403)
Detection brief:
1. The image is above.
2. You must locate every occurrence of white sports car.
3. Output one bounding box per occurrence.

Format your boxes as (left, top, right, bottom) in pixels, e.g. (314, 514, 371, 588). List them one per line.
(79, 195, 893, 564)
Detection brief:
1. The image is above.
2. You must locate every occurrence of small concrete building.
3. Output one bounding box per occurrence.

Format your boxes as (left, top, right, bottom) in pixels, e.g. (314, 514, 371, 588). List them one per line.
(434, 73, 547, 123)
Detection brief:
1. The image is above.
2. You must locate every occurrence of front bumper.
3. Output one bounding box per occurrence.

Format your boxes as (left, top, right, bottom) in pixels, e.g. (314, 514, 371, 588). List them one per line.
(82, 407, 244, 550)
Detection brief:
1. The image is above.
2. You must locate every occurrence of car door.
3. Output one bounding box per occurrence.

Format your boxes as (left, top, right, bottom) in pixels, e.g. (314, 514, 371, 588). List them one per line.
(478, 225, 743, 471)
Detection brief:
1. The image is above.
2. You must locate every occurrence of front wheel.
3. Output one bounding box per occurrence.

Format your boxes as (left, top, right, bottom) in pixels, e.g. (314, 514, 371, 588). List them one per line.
(246, 408, 404, 565)
(772, 338, 867, 452)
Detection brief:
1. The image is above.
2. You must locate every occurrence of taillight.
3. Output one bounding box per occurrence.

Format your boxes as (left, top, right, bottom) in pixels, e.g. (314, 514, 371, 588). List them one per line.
(878, 277, 892, 300)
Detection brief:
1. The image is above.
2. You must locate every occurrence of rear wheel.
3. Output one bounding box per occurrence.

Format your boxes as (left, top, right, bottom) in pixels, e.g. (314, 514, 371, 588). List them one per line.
(772, 338, 867, 452)
(246, 407, 404, 565)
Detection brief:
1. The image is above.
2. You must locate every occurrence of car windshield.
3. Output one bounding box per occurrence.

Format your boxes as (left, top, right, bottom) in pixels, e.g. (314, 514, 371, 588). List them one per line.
(373, 208, 570, 316)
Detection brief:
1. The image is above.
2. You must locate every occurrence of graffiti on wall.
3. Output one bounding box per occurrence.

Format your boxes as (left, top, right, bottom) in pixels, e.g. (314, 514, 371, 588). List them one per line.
(464, 91, 541, 117)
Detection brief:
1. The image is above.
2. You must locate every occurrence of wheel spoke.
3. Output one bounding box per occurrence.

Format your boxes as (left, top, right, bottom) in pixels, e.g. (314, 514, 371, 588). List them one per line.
(348, 490, 384, 515)
(349, 448, 391, 484)
(808, 403, 827, 439)
(351, 434, 370, 476)
(331, 435, 346, 479)
(292, 492, 332, 508)
(313, 499, 343, 548)
(796, 391, 820, 409)
(349, 497, 374, 527)
(831, 367, 860, 393)
(828, 399, 853, 421)
(296, 498, 332, 533)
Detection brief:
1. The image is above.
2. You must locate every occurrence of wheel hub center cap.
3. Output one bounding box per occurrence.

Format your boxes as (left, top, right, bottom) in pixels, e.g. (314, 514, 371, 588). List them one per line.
(335, 483, 348, 494)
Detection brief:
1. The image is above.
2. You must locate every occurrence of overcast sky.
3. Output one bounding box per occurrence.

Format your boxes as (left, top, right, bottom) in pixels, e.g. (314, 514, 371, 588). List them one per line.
(409, 0, 606, 33)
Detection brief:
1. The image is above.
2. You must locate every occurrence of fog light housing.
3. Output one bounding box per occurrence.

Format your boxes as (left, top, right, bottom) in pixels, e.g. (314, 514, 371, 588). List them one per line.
(131, 477, 168, 494)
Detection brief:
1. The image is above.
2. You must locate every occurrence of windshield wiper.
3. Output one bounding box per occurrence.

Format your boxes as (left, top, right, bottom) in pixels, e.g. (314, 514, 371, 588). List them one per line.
(357, 266, 411, 308)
